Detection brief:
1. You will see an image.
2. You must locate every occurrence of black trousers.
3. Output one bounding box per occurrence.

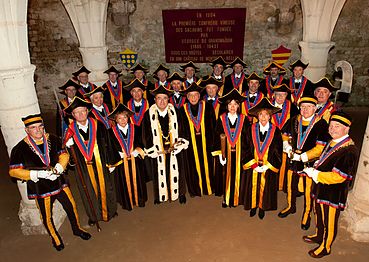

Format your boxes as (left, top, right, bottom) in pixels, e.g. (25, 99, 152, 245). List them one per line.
(35, 186, 85, 247)
(281, 170, 313, 225)
(308, 202, 340, 256)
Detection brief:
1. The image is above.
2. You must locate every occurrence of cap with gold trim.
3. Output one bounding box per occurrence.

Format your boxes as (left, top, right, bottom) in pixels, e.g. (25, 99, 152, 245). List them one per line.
(150, 85, 174, 97)
(330, 111, 352, 127)
(22, 114, 43, 127)
(298, 94, 317, 106)
(64, 97, 93, 114)
(218, 89, 246, 104)
(248, 97, 281, 117)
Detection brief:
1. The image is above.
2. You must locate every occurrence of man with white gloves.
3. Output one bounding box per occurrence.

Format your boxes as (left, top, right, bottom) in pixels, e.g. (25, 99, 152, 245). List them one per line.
(302, 111, 358, 259)
(63, 97, 117, 226)
(142, 85, 189, 204)
(278, 95, 330, 232)
(9, 114, 91, 251)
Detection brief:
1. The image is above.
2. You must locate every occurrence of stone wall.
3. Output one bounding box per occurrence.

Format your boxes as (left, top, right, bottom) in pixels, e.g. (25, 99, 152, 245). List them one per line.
(27, 0, 368, 112)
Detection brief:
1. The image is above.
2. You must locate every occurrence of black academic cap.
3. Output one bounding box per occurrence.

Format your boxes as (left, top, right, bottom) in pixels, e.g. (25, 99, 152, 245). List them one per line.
(150, 85, 174, 97)
(104, 66, 121, 75)
(289, 59, 309, 71)
(130, 63, 149, 74)
(64, 97, 92, 114)
(248, 97, 281, 117)
(108, 103, 134, 120)
(313, 77, 338, 92)
(180, 82, 204, 96)
(198, 76, 223, 88)
(167, 72, 185, 82)
(123, 78, 146, 92)
(209, 56, 228, 67)
(263, 61, 286, 75)
(72, 66, 91, 77)
(180, 61, 200, 72)
(218, 89, 246, 104)
(228, 57, 247, 68)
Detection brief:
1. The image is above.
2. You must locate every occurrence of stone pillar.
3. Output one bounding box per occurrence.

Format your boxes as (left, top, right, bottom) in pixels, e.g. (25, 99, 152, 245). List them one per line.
(61, 0, 109, 84)
(299, 41, 335, 81)
(0, 0, 66, 235)
(299, 0, 347, 81)
(344, 117, 369, 242)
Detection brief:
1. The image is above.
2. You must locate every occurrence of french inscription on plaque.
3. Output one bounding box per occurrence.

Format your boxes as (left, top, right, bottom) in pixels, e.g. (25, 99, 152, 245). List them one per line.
(162, 8, 246, 63)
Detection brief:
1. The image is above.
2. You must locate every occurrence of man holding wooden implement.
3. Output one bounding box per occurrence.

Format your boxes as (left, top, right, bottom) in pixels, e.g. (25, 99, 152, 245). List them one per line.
(64, 97, 118, 229)
(9, 114, 91, 251)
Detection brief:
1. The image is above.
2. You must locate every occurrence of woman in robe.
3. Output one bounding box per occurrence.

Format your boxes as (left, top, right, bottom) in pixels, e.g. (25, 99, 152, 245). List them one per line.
(108, 103, 147, 210)
(240, 98, 282, 219)
(212, 89, 250, 207)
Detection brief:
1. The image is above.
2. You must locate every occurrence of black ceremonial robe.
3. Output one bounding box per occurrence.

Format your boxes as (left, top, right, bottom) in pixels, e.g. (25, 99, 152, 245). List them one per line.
(102, 79, 125, 112)
(109, 123, 147, 210)
(240, 122, 282, 211)
(212, 113, 250, 206)
(65, 118, 117, 222)
(181, 101, 216, 197)
(141, 104, 187, 203)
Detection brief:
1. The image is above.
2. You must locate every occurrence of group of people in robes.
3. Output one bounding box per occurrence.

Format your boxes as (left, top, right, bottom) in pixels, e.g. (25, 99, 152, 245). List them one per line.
(9, 56, 358, 259)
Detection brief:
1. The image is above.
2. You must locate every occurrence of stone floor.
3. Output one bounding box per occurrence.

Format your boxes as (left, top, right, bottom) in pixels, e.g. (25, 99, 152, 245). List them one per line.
(0, 107, 368, 261)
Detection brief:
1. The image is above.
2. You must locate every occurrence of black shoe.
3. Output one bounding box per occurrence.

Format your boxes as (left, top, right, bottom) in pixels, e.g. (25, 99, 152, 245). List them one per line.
(54, 243, 65, 251)
(88, 219, 96, 227)
(258, 209, 265, 220)
(154, 199, 160, 205)
(296, 191, 304, 197)
(250, 208, 257, 217)
(302, 235, 319, 244)
(222, 202, 227, 208)
(138, 202, 145, 207)
(112, 212, 118, 218)
(308, 249, 330, 259)
(277, 207, 296, 218)
(179, 195, 186, 204)
(74, 231, 92, 240)
(301, 220, 310, 230)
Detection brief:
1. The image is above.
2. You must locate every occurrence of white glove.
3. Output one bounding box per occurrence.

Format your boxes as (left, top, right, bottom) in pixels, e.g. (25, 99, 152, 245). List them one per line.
(303, 167, 319, 183)
(145, 148, 158, 158)
(291, 153, 301, 162)
(172, 143, 185, 155)
(254, 166, 263, 173)
(29, 170, 53, 182)
(46, 174, 59, 181)
(300, 152, 309, 163)
(53, 163, 64, 174)
(109, 167, 116, 173)
(172, 148, 181, 155)
(219, 155, 227, 166)
(118, 151, 125, 159)
(283, 141, 292, 155)
(177, 138, 189, 150)
(65, 138, 74, 148)
(131, 150, 139, 157)
(303, 167, 314, 177)
(260, 165, 269, 173)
